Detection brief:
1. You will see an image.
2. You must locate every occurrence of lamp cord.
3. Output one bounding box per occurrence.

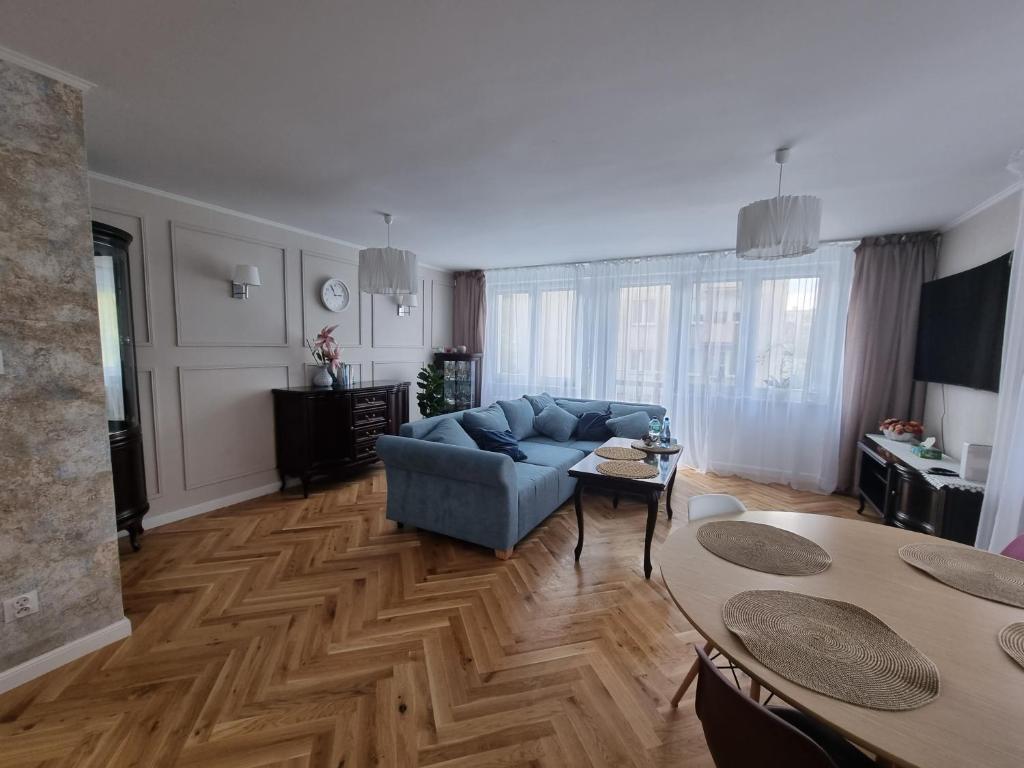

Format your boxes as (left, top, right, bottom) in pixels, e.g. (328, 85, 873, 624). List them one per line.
(777, 163, 783, 197)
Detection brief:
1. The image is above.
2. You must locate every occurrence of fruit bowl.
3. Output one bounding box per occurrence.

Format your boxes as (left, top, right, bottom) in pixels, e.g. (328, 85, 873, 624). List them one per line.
(880, 418, 923, 444)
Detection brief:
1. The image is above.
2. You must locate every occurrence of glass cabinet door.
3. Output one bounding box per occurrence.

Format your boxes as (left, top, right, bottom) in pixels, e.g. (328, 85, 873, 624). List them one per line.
(93, 240, 139, 434)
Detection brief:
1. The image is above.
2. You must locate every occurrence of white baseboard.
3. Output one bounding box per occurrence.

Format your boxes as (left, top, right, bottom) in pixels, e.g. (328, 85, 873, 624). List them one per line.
(128, 481, 283, 532)
(0, 617, 132, 694)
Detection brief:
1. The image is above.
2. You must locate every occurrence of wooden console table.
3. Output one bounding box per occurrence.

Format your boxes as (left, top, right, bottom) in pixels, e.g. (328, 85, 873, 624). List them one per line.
(272, 381, 410, 497)
(855, 433, 984, 544)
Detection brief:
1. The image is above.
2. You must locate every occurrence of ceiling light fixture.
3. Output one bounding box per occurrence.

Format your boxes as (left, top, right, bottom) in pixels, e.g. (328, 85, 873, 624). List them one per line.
(736, 147, 822, 260)
(358, 213, 418, 295)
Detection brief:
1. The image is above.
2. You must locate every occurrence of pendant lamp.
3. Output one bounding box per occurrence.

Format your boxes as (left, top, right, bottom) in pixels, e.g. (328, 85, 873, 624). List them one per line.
(736, 147, 822, 260)
(359, 213, 418, 295)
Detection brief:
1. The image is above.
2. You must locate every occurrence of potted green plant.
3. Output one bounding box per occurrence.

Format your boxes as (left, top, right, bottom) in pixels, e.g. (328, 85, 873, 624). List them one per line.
(416, 364, 446, 418)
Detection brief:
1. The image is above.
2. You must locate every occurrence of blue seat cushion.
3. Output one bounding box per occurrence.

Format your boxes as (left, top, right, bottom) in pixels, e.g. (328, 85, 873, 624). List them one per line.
(422, 417, 478, 449)
(514, 463, 561, 538)
(534, 404, 578, 442)
(498, 397, 537, 440)
(518, 441, 585, 472)
(556, 399, 610, 417)
(467, 427, 527, 461)
(462, 403, 511, 433)
(524, 392, 558, 415)
(523, 435, 605, 454)
(567, 439, 605, 454)
(576, 411, 612, 441)
(607, 411, 651, 439)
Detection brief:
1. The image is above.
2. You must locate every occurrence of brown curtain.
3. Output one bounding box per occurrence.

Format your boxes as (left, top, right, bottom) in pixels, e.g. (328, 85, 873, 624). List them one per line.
(452, 270, 486, 354)
(837, 233, 939, 492)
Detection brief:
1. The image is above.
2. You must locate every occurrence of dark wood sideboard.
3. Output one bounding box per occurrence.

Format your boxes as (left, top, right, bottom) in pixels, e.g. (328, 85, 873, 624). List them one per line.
(272, 381, 410, 497)
(855, 434, 984, 545)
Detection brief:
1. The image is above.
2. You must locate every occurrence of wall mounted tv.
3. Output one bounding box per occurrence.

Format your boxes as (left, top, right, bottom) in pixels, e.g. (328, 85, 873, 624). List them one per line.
(913, 252, 1012, 392)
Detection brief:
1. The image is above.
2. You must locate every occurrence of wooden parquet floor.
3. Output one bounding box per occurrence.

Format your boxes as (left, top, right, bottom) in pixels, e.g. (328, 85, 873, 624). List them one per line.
(0, 467, 863, 767)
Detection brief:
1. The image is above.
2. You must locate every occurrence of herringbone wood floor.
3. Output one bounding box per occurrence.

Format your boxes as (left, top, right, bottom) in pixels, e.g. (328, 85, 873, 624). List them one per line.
(0, 467, 864, 767)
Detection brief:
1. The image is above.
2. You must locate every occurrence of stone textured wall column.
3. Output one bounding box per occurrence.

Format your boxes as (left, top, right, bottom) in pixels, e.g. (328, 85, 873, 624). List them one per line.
(0, 59, 126, 672)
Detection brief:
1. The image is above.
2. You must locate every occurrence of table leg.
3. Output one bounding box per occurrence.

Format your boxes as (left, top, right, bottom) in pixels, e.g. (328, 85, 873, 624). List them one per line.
(644, 490, 659, 579)
(574, 482, 585, 562)
(749, 679, 761, 702)
(666, 466, 677, 520)
(612, 492, 619, 509)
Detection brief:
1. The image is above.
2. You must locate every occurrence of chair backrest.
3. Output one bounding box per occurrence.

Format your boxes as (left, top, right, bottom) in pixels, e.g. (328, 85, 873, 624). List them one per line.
(1001, 534, 1024, 562)
(688, 493, 747, 522)
(694, 646, 838, 768)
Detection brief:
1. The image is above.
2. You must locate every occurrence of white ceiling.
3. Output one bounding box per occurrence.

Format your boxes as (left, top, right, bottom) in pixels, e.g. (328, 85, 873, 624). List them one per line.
(2, 0, 1023, 270)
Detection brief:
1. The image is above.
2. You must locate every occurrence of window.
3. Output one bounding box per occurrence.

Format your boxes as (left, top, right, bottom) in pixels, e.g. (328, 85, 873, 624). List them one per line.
(615, 284, 671, 402)
(536, 289, 575, 386)
(689, 281, 741, 385)
(754, 277, 820, 390)
(494, 292, 530, 377)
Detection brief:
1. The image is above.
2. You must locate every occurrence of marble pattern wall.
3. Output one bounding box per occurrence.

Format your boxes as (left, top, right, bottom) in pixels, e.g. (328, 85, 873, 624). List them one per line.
(0, 61, 125, 671)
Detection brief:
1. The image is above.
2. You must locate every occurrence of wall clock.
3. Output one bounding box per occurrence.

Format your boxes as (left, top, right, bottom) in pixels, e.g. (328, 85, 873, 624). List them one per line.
(320, 278, 351, 312)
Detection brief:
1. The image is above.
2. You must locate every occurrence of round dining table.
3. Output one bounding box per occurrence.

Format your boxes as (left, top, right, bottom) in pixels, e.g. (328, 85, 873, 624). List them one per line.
(660, 510, 1024, 768)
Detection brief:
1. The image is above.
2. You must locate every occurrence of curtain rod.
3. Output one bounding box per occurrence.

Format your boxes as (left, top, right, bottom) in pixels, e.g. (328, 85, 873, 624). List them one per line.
(483, 239, 861, 273)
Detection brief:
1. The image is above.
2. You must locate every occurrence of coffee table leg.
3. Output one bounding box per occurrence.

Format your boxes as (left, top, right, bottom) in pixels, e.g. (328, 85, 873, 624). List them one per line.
(644, 491, 659, 579)
(574, 481, 585, 562)
(666, 466, 677, 520)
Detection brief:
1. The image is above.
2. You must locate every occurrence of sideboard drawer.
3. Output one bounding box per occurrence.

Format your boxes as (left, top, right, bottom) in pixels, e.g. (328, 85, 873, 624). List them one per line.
(353, 406, 387, 427)
(352, 391, 388, 410)
(354, 422, 389, 442)
(354, 443, 378, 462)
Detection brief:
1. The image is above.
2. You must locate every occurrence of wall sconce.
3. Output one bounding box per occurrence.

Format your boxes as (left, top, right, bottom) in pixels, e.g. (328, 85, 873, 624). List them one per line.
(396, 292, 418, 316)
(231, 264, 261, 299)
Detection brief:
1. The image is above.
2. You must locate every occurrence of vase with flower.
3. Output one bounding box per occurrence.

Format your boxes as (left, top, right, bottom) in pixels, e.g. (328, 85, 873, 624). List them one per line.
(306, 325, 346, 388)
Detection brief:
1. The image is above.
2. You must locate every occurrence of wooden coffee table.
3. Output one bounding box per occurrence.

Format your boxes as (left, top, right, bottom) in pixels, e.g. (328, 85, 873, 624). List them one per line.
(568, 436, 681, 579)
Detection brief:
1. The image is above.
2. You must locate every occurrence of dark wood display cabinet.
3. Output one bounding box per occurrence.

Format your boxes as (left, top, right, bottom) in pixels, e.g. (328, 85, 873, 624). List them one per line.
(433, 352, 482, 412)
(93, 222, 149, 550)
(855, 434, 983, 545)
(272, 381, 410, 497)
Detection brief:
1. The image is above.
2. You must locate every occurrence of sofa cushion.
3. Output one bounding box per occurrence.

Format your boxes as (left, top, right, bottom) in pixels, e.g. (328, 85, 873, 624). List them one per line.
(567, 439, 605, 454)
(556, 399, 610, 417)
(514, 463, 561, 539)
(576, 411, 612, 441)
(519, 441, 585, 472)
(498, 397, 537, 440)
(534, 404, 578, 442)
(607, 411, 651, 439)
(462, 402, 511, 433)
(609, 403, 665, 420)
(422, 418, 477, 449)
(524, 435, 606, 454)
(524, 392, 557, 415)
(468, 427, 527, 461)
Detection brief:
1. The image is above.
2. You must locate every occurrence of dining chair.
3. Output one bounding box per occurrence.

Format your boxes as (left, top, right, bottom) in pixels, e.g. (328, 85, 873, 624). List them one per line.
(694, 646, 875, 768)
(670, 493, 748, 707)
(1001, 533, 1024, 561)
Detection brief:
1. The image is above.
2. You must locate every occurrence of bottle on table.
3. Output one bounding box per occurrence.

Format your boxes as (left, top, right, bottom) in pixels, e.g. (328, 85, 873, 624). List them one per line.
(662, 416, 672, 446)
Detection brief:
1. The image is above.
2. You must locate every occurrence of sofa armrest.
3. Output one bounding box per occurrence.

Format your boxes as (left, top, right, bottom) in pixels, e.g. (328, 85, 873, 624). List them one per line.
(376, 435, 515, 488)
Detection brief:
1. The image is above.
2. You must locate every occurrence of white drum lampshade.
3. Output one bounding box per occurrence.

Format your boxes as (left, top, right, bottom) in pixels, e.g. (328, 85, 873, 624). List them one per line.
(736, 147, 822, 260)
(736, 194, 822, 260)
(358, 213, 419, 295)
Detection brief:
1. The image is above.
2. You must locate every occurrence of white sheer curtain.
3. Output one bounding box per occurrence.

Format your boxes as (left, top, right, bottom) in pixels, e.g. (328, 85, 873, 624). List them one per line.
(976, 153, 1024, 553)
(483, 243, 856, 492)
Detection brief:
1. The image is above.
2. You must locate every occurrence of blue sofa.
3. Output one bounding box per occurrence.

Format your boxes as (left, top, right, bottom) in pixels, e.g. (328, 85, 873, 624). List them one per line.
(376, 396, 666, 558)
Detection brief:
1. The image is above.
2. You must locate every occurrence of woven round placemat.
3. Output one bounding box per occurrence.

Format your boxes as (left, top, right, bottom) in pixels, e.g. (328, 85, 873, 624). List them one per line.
(998, 622, 1024, 670)
(723, 590, 940, 711)
(898, 543, 1024, 609)
(696, 521, 831, 576)
(630, 441, 681, 454)
(595, 446, 646, 461)
(596, 460, 658, 479)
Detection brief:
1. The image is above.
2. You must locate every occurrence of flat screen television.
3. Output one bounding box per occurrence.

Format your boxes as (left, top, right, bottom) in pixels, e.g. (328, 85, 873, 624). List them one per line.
(913, 252, 1012, 392)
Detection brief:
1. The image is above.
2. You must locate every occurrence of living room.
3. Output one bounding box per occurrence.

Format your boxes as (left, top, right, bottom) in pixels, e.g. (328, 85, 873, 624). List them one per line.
(1, 3, 1023, 767)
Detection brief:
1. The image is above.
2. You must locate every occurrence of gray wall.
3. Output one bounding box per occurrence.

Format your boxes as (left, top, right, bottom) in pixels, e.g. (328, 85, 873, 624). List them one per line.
(0, 61, 125, 671)
(923, 190, 1020, 459)
(89, 176, 454, 524)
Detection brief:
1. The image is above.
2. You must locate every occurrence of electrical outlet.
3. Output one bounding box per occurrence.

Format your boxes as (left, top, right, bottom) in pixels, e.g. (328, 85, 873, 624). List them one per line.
(3, 590, 39, 622)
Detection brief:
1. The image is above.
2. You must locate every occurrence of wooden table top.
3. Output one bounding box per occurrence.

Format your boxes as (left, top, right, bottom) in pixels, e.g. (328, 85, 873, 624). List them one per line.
(568, 437, 682, 489)
(660, 510, 1024, 768)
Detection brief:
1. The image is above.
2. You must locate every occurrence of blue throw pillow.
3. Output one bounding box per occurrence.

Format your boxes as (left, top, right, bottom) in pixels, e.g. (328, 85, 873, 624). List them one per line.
(524, 392, 557, 415)
(609, 403, 664, 420)
(534, 404, 578, 442)
(462, 403, 511, 434)
(555, 399, 610, 417)
(422, 418, 478, 449)
(467, 427, 526, 461)
(497, 398, 537, 440)
(607, 411, 651, 439)
(576, 411, 612, 441)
